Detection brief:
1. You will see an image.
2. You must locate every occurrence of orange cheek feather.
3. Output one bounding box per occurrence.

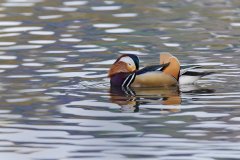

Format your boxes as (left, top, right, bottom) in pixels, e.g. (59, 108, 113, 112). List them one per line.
(108, 61, 129, 77)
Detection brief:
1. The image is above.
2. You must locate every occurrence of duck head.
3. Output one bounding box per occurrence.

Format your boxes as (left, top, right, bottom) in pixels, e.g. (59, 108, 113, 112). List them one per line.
(108, 54, 139, 77)
(108, 54, 139, 87)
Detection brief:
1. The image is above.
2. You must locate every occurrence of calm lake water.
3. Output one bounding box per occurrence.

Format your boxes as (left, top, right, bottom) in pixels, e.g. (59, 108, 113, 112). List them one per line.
(0, 0, 240, 159)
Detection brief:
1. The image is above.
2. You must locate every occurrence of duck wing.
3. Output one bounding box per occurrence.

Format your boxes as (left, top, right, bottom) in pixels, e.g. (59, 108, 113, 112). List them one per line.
(136, 63, 169, 75)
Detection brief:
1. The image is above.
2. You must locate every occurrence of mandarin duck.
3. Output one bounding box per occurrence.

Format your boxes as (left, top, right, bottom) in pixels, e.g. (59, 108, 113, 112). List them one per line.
(108, 53, 212, 87)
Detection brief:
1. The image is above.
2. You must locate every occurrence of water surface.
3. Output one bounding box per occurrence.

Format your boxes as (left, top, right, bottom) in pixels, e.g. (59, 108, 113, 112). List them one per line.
(0, 0, 240, 159)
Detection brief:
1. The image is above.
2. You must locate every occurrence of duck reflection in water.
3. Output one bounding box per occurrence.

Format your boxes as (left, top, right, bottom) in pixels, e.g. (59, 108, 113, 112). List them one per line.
(110, 85, 181, 113)
(109, 85, 215, 113)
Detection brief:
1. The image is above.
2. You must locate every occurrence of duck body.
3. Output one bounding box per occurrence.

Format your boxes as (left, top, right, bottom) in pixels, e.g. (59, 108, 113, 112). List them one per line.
(132, 64, 178, 87)
(132, 72, 177, 87)
(109, 63, 174, 87)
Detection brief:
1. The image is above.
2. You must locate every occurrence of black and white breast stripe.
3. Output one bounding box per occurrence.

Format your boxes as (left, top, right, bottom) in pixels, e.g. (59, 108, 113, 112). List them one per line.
(122, 73, 136, 87)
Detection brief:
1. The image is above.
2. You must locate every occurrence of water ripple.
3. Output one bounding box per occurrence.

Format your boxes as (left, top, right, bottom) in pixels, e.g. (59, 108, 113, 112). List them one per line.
(63, 1, 88, 6)
(0, 42, 16, 46)
(78, 47, 108, 52)
(41, 72, 107, 78)
(0, 0, 240, 159)
(28, 40, 56, 44)
(44, 6, 78, 12)
(91, 6, 122, 11)
(93, 23, 121, 28)
(105, 28, 135, 33)
(171, 111, 229, 118)
(119, 50, 147, 55)
(113, 13, 138, 17)
(57, 64, 83, 68)
(0, 45, 42, 50)
(163, 43, 181, 47)
(0, 55, 17, 60)
(102, 37, 117, 41)
(1, 2, 35, 7)
(0, 26, 42, 32)
(29, 31, 55, 35)
(22, 63, 44, 67)
(0, 33, 21, 37)
(0, 65, 18, 69)
(74, 44, 99, 48)
(0, 21, 22, 26)
(230, 23, 240, 27)
(38, 15, 63, 20)
(59, 38, 82, 42)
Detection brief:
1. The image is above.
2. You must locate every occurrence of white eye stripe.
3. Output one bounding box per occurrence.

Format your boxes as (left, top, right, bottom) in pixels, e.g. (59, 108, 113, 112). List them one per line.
(119, 56, 135, 66)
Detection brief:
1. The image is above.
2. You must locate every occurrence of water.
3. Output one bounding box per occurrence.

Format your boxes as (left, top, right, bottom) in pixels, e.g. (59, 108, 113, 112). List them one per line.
(0, 0, 240, 159)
